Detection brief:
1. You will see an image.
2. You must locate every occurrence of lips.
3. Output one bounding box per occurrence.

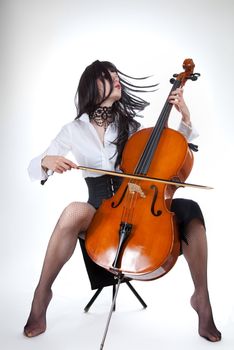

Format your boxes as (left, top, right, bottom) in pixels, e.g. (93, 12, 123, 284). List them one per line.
(114, 83, 121, 89)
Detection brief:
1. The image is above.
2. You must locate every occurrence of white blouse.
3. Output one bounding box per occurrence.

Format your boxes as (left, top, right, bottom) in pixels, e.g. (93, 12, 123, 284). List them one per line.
(28, 113, 199, 182)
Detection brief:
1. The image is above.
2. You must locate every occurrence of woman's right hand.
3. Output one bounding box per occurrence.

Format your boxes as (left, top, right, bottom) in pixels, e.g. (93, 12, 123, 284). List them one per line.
(41, 155, 78, 174)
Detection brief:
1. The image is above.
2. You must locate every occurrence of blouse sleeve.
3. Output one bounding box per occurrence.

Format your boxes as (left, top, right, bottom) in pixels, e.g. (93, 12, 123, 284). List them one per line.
(177, 120, 199, 142)
(28, 124, 72, 181)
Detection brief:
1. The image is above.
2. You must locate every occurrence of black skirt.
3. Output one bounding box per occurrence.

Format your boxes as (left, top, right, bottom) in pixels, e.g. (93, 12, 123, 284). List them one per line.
(80, 175, 205, 289)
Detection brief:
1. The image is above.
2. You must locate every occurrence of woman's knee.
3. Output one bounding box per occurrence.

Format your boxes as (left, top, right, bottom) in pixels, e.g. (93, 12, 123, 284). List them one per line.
(58, 202, 95, 231)
(57, 202, 85, 230)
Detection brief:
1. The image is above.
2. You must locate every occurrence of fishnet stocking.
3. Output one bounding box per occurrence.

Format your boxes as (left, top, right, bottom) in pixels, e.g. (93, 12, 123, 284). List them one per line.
(181, 219, 221, 341)
(24, 202, 96, 337)
(24, 208, 221, 341)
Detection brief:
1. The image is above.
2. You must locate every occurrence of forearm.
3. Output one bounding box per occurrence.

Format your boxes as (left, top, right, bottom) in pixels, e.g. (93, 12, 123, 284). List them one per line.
(180, 105, 191, 127)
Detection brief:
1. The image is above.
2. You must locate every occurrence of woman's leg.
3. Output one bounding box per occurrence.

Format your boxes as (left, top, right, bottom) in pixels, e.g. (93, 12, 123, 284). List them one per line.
(24, 202, 96, 337)
(182, 218, 221, 341)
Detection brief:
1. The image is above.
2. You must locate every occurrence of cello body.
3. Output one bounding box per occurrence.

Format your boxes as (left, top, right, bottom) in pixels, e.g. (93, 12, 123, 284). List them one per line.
(85, 127, 193, 280)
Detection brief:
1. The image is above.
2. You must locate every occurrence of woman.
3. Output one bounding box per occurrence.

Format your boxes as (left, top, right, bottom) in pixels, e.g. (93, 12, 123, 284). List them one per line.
(24, 60, 221, 342)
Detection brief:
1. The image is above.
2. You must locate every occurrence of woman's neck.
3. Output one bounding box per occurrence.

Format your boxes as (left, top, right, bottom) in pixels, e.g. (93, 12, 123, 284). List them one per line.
(89, 106, 114, 130)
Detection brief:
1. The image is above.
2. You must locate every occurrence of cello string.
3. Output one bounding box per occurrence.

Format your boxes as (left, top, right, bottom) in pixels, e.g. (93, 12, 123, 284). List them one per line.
(135, 81, 180, 175)
(121, 181, 135, 223)
(120, 180, 133, 223)
(120, 180, 140, 225)
(128, 181, 141, 223)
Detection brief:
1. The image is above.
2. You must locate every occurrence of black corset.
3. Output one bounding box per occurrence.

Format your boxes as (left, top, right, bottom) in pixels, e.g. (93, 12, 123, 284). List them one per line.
(85, 175, 123, 209)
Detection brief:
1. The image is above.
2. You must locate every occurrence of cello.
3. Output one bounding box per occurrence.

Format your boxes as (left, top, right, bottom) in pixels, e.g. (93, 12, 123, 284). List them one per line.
(85, 58, 200, 281)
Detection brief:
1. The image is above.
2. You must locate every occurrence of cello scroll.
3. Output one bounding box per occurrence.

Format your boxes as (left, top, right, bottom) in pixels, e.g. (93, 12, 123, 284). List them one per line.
(170, 58, 200, 86)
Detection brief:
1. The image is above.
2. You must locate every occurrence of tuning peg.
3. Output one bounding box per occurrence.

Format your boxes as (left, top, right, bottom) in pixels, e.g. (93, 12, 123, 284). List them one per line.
(170, 72, 200, 84)
(188, 73, 201, 81)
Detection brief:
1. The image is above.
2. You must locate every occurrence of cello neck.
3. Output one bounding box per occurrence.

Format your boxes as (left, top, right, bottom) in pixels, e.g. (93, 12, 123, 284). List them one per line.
(134, 79, 181, 175)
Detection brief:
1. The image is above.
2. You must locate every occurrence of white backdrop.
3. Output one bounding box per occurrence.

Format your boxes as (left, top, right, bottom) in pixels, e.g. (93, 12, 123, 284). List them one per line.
(1, 1, 234, 349)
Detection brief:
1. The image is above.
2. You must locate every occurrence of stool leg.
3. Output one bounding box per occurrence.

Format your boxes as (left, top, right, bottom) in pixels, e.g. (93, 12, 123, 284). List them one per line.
(84, 287, 103, 312)
(126, 281, 147, 308)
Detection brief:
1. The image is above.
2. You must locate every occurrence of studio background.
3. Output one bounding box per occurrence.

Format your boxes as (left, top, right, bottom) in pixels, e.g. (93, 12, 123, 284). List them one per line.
(0, 0, 233, 349)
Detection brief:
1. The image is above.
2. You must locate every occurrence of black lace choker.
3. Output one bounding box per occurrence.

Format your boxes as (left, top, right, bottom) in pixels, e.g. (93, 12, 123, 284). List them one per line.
(89, 106, 114, 129)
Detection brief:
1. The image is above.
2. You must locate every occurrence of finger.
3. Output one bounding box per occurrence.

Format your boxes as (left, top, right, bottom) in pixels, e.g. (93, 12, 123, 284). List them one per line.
(168, 95, 180, 104)
(65, 160, 78, 169)
(54, 167, 64, 174)
(55, 158, 77, 170)
(170, 88, 183, 100)
(54, 161, 70, 172)
(174, 87, 183, 95)
(61, 158, 78, 169)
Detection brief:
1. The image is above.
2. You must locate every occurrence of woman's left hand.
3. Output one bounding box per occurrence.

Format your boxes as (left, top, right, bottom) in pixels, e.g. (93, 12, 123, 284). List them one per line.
(168, 88, 191, 126)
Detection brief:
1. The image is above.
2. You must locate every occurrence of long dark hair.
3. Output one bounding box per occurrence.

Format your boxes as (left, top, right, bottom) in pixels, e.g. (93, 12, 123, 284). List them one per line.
(74, 60, 157, 167)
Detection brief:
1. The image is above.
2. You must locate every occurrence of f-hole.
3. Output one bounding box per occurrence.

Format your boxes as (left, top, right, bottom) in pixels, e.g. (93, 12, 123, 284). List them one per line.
(150, 185, 162, 216)
(111, 185, 128, 208)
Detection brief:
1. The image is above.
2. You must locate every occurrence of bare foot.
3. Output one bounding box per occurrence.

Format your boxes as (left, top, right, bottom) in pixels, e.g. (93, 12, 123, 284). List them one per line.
(190, 292, 221, 342)
(24, 288, 53, 337)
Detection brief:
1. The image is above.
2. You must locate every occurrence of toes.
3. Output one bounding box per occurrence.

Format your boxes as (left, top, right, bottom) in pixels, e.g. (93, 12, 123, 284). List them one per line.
(23, 320, 46, 338)
(24, 327, 45, 338)
(200, 330, 221, 342)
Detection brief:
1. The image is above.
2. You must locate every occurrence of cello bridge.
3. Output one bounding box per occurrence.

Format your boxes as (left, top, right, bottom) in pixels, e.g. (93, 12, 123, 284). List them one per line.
(128, 182, 146, 198)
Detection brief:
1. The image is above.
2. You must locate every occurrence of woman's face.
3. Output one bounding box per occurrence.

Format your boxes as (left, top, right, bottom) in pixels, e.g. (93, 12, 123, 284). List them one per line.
(97, 70, 122, 106)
